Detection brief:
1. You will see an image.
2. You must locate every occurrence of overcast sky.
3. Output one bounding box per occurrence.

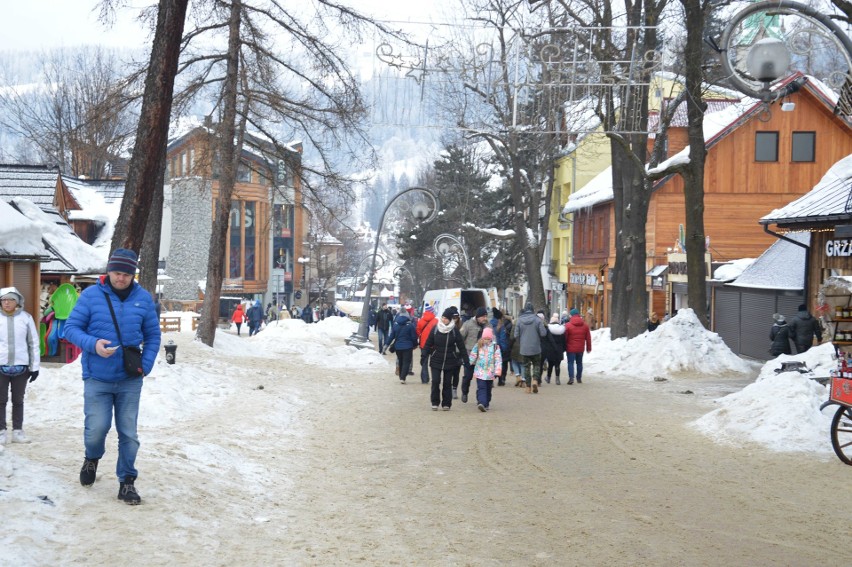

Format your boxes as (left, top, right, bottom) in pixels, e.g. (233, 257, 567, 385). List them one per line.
(0, 1, 456, 53)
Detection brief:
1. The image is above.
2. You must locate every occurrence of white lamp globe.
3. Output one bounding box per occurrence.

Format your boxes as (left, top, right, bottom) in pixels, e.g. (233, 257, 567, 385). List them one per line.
(746, 38, 791, 83)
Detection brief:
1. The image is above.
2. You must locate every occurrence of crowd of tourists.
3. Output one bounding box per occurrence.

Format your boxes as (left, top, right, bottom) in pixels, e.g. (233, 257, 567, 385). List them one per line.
(377, 301, 596, 413)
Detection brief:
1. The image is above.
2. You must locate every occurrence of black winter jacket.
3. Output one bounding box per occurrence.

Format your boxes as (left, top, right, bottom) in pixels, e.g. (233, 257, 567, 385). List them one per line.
(769, 322, 792, 356)
(424, 325, 467, 370)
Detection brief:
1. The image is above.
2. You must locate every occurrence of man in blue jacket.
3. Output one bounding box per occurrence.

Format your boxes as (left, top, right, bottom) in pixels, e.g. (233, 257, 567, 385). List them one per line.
(64, 248, 161, 505)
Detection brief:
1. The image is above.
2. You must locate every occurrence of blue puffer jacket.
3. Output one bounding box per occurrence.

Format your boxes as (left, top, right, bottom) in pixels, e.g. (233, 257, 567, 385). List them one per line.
(389, 314, 417, 350)
(64, 277, 162, 382)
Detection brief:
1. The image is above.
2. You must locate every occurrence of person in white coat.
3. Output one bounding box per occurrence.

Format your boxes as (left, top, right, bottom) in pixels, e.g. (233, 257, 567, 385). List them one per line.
(0, 287, 40, 445)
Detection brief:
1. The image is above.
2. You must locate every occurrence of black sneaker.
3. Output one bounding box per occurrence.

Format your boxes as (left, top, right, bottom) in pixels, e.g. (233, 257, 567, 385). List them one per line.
(461, 393, 468, 403)
(118, 476, 142, 505)
(80, 458, 99, 486)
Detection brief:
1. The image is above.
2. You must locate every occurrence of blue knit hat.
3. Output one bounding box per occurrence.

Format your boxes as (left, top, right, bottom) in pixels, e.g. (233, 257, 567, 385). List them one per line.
(424, 301, 435, 314)
(569, 308, 579, 316)
(107, 248, 138, 275)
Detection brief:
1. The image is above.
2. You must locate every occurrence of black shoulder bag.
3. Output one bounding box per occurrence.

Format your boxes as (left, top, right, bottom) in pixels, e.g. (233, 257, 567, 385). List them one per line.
(103, 292, 144, 378)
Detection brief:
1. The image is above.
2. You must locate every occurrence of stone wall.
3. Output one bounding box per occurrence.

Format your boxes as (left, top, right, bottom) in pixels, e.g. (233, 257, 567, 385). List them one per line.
(162, 178, 212, 300)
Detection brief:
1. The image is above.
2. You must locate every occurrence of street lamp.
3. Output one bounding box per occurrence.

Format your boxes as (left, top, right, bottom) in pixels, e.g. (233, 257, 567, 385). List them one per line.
(393, 265, 417, 305)
(351, 254, 385, 299)
(347, 187, 440, 349)
(719, 1, 852, 108)
(433, 233, 472, 287)
(297, 255, 310, 309)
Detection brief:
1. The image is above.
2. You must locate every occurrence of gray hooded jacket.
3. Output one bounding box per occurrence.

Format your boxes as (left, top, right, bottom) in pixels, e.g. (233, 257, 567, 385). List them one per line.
(513, 307, 546, 356)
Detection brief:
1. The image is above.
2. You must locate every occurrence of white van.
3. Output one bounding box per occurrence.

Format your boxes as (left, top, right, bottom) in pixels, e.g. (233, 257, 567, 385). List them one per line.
(421, 288, 492, 319)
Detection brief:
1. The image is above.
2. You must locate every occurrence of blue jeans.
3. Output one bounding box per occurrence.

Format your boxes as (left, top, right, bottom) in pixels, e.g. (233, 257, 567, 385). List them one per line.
(567, 352, 584, 381)
(377, 328, 389, 351)
(83, 378, 143, 481)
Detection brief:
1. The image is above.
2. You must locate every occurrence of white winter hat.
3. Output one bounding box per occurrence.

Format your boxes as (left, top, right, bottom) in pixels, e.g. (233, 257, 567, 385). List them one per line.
(0, 287, 23, 305)
(773, 313, 785, 322)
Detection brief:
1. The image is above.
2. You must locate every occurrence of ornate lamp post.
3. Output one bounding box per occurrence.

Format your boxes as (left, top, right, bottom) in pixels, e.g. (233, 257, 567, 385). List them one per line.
(347, 187, 440, 348)
(718, 1, 851, 112)
(433, 233, 472, 287)
(351, 254, 385, 299)
(393, 265, 417, 305)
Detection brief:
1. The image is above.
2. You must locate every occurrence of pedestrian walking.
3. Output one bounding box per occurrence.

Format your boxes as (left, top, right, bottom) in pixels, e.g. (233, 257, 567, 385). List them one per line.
(769, 313, 793, 356)
(0, 287, 40, 447)
(513, 302, 546, 393)
(469, 327, 502, 412)
(459, 306, 492, 403)
(788, 303, 823, 353)
(375, 303, 393, 354)
(424, 308, 467, 410)
(388, 310, 417, 384)
(416, 302, 438, 384)
(542, 314, 566, 385)
(490, 308, 511, 386)
(231, 303, 246, 336)
(63, 248, 162, 505)
(564, 308, 592, 384)
(247, 300, 263, 336)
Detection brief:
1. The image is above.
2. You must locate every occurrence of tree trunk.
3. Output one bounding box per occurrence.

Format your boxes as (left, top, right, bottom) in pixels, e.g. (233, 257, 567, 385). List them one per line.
(197, 0, 242, 347)
(682, 0, 710, 327)
(139, 143, 167, 298)
(111, 0, 188, 258)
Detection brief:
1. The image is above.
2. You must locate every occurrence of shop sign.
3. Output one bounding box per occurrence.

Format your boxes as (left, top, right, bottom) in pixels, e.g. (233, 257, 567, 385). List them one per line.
(826, 239, 852, 257)
(551, 282, 566, 291)
(569, 273, 598, 286)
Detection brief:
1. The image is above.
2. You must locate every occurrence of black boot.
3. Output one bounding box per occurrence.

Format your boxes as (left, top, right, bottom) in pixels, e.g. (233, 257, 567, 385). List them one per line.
(80, 458, 99, 486)
(118, 476, 142, 505)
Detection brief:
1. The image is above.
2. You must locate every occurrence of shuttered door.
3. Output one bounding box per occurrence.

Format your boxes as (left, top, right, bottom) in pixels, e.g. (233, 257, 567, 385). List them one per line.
(714, 289, 741, 354)
(12, 262, 38, 321)
(740, 291, 776, 360)
(777, 296, 804, 322)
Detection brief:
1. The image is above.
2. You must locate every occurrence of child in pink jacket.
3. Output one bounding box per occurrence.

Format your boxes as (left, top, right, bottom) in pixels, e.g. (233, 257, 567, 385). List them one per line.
(469, 327, 502, 412)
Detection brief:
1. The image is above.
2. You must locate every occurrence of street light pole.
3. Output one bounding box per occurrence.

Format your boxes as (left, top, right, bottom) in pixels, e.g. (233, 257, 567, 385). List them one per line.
(347, 187, 439, 348)
(433, 233, 472, 287)
(718, 1, 852, 108)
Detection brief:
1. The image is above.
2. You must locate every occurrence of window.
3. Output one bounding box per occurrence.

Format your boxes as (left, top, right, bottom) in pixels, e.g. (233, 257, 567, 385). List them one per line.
(236, 162, 251, 183)
(755, 132, 779, 162)
(792, 131, 815, 162)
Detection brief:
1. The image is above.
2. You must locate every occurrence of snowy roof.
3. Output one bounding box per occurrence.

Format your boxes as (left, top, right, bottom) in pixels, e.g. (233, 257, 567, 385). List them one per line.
(0, 199, 53, 261)
(759, 154, 852, 226)
(62, 175, 126, 205)
(648, 99, 740, 131)
(0, 163, 60, 208)
(11, 198, 107, 274)
(562, 75, 842, 215)
(726, 232, 808, 290)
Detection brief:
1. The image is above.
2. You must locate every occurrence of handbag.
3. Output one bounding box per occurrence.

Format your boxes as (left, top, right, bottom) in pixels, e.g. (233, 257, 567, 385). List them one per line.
(103, 292, 145, 377)
(388, 338, 397, 353)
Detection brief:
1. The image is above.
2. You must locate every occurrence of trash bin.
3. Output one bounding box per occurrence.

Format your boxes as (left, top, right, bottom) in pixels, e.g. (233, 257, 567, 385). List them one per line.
(164, 340, 177, 364)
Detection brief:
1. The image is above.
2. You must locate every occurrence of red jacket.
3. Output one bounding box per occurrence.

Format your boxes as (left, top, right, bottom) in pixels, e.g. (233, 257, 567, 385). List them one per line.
(416, 311, 438, 349)
(564, 315, 592, 354)
(231, 305, 246, 323)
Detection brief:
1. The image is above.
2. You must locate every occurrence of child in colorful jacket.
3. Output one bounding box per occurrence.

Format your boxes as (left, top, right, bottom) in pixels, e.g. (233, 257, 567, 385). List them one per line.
(468, 327, 502, 412)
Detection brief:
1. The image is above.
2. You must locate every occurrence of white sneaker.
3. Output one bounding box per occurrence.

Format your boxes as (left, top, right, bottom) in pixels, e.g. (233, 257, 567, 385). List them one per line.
(431, 405, 439, 411)
(0, 430, 6, 445)
(11, 430, 28, 444)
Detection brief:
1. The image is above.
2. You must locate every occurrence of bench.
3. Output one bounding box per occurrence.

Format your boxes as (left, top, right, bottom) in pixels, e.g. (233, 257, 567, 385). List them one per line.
(160, 316, 181, 333)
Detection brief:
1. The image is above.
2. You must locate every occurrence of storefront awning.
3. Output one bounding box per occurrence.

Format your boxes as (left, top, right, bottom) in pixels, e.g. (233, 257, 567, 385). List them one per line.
(646, 265, 668, 277)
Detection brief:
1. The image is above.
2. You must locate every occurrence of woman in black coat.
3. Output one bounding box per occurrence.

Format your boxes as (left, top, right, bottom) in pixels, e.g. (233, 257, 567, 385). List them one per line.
(769, 314, 792, 356)
(424, 308, 468, 410)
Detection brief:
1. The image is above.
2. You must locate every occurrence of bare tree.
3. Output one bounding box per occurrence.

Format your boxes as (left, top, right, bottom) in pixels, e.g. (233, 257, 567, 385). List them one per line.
(0, 46, 136, 177)
(178, 0, 409, 346)
(109, 0, 190, 267)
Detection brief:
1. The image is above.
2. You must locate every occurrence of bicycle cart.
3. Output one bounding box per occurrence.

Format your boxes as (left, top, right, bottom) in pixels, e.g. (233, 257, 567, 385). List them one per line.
(821, 375, 852, 465)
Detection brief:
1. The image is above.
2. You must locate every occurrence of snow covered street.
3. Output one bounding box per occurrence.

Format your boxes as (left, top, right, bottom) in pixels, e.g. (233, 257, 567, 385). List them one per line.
(2, 311, 850, 565)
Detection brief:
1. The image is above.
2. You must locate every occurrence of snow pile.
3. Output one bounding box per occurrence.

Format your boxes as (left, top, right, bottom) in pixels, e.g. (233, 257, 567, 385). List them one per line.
(691, 343, 836, 453)
(587, 309, 751, 379)
(217, 315, 388, 370)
